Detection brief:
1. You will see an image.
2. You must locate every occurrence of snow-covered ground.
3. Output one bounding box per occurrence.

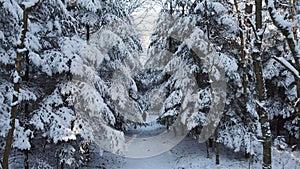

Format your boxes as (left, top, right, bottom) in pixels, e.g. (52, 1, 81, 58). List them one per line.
(84, 124, 300, 169)
(5, 123, 299, 169)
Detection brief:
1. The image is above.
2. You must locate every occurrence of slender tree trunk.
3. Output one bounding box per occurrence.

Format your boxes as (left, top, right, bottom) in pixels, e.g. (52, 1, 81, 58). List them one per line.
(205, 141, 210, 158)
(2, 2, 38, 167)
(21, 50, 30, 82)
(252, 1, 272, 168)
(233, 0, 248, 101)
(234, 0, 251, 158)
(209, 137, 213, 147)
(23, 51, 30, 169)
(169, 0, 173, 16)
(86, 24, 90, 44)
(60, 162, 64, 169)
(2, 62, 21, 169)
(204, 0, 210, 45)
(168, 0, 173, 51)
(215, 129, 220, 165)
(21, 48, 30, 169)
(290, 0, 297, 40)
(23, 127, 30, 169)
(297, 79, 300, 142)
(2, 7, 29, 169)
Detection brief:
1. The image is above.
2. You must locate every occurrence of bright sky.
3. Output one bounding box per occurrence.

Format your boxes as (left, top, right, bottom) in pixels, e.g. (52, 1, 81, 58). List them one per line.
(131, 4, 162, 65)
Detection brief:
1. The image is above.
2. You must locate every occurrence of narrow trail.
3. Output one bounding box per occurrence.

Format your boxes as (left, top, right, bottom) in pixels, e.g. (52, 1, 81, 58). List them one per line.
(90, 124, 300, 169)
(121, 124, 245, 169)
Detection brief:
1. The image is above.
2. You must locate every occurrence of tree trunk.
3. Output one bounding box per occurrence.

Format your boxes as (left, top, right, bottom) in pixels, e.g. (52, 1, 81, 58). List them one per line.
(2, 7, 30, 169)
(297, 79, 300, 143)
(209, 137, 213, 148)
(23, 52, 30, 169)
(205, 141, 210, 158)
(24, 104, 30, 169)
(2, 2, 38, 167)
(21, 48, 30, 169)
(234, 0, 251, 159)
(23, 51, 30, 82)
(204, 0, 210, 47)
(86, 24, 90, 44)
(169, 0, 173, 16)
(252, 1, 272, 169)
(168, 0, 173, 52)
(215, 129, 220, 165)
(2, 73, 20, 169)
(290, 0, 297, 40)
(233, 0, 248, 103)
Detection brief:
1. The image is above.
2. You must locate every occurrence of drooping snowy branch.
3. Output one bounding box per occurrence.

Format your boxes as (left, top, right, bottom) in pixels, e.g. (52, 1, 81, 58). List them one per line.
(266, 0, 300, 68)
(272, 56, 300, 79)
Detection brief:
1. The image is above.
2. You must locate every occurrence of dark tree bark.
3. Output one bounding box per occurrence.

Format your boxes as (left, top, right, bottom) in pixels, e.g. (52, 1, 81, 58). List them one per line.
(2, 2, 38, 168)
(86, 24, 90, 44)
(290, 0, 297, 40)
(234, 0, 250, 158)
(215, 129, 220, 165)
(168, 0, 173, 52)
(2, 7, 27, 169)
(252, 1, 272, 168)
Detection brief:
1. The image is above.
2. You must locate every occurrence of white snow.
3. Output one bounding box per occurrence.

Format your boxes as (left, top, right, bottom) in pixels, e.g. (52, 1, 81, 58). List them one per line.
(274, 56, 300, 79)
(17, 47, 27, 53)
(89, 125, 300, 169)
(0, 30, 4, 40)
(76, 0, 102, 13)
(12, 119, 33, 150)
(81, 12, 99, 25)
(12, 71, 20, 83)
(267, 0, 294, 29)
(1, 0, 23, 20)
(22, 0, 39, 8)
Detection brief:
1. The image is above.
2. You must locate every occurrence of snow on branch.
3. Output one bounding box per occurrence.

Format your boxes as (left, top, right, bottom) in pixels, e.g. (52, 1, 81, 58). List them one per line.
(266, 0, 300, 66)
(22, 0, 39, 9)
(272, 56, 300, 79)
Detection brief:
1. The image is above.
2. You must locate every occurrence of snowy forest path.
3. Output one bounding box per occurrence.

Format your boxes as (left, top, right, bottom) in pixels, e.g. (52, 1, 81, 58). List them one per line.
(121, 124, 245, 169)
(91, 124, 300, 169)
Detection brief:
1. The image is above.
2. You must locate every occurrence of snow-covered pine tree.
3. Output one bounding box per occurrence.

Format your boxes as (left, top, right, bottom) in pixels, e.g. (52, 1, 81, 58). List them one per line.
(1, 0, 143, 168)
(29, 0, 143, 163)
(145, 1, 261, 159)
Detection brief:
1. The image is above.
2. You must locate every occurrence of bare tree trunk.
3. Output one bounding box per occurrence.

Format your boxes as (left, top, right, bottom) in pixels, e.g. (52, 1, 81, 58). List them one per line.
(252, 1, 272, 168)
